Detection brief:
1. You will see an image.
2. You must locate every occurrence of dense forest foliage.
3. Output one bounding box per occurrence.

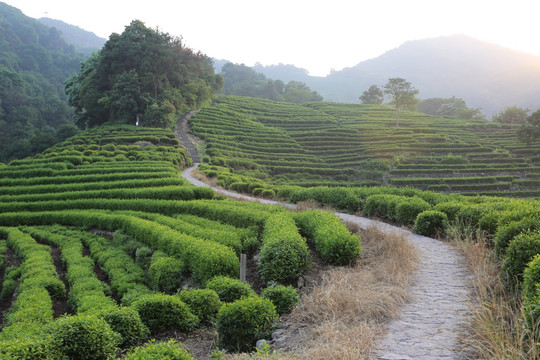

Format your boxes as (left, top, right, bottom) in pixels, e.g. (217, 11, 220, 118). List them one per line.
(0, 3, 83, 163)
(66, 20, 224, 130)
(221, 62, 323, 103)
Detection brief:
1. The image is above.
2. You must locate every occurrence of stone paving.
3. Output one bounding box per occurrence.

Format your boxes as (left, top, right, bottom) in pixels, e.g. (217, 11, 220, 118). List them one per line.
(177, 121, 474, 359)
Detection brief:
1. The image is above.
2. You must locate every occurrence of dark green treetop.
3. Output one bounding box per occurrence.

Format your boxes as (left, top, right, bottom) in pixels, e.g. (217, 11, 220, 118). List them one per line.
(66, 20, 223, 129)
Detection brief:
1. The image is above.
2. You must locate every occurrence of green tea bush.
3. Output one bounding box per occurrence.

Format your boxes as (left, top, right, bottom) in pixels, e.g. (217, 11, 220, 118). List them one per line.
(522, 255, 540, 340)
(135, 246, 153, 269)
(363, 194, 407, 222)
(260, 189, 275, 198)
(217, 297, 277, 352)
(501, 230, 540, 289)
(522, 254, 540, 300)
(131, 294, 198, 334)
(148, 256, 185, 294)
(413, 210, 449, 237)
(205, 276, 256, 303)
(293, 209, 361, 266)
(433, 201, 468, 222)
(48, 314, 120, 360)
(494, 217, 540, 256)
(258, 213, 310, 284)
(395, 197, 431, 225)
(99, 307, 149, 348)
(261, 284, 300, 315)
(177, 289, 222, 324)
(124, 339, 196, 360)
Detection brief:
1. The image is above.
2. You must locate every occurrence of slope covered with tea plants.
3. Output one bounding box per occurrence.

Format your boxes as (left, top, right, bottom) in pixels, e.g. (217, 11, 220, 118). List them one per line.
(0, 125, 361, 358)
(191, 96, 540, 197)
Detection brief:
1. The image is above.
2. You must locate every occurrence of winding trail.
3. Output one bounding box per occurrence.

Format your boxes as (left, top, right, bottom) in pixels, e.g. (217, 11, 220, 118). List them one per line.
(177, 118, 474, 359)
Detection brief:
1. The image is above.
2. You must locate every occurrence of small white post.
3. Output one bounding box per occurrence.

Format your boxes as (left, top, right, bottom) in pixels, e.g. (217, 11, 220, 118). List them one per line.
(240, 254, 247, 282)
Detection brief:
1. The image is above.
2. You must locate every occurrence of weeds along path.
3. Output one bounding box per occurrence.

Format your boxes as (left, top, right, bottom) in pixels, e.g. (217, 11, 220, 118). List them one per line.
(177, 120, 473, 359)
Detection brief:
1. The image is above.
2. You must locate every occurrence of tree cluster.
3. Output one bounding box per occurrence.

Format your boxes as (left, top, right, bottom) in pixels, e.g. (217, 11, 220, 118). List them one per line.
(221, 62, 323, 103)
(417, 96, 485, 120)
(518, 110, 540, 143)
(66, 20, 224, 129)
(0, 3, 83, 163)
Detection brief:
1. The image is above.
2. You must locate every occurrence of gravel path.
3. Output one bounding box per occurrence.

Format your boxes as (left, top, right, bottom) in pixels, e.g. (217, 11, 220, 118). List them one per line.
(177, 118, 474, 359)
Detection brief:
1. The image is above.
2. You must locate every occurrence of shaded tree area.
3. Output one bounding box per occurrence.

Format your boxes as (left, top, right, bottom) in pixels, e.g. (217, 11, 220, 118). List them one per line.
(0, 3, 83, 163)
(417, 96, 486, 120)
(518, 110, 540, 143)
(66, 20, 224, 129)
(493, 105, 528, 129)
(383, 78, 419, 127)
(221, 62, 323, 103)
(359, 85, 384, 104)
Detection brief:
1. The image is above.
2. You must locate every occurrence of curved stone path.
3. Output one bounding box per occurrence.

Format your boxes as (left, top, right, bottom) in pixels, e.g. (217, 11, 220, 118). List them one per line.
(177, 118, 474, 359)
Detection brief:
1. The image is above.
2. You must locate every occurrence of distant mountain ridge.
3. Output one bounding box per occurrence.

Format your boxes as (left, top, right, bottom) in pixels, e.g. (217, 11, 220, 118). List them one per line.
(247, 35, 540, 116)
(38, 17, 106, 55)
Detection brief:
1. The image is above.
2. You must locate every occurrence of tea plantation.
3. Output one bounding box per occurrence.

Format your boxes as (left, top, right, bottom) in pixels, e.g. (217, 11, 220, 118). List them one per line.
(190, 96, 540, 349)
(192, 96, 540, 197)
(0, 125, 361, 358)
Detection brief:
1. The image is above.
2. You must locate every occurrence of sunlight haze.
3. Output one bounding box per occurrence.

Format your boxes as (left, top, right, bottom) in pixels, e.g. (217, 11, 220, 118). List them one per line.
(5, 0, 540, 76)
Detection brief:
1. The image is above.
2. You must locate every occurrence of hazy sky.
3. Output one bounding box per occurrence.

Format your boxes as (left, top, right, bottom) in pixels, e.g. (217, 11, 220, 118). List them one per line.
(5, 0, 540, 76)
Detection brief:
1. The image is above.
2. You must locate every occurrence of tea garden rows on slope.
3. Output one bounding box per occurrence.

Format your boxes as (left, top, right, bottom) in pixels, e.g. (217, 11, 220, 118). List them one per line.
(192, 96, 540, 197)
(0, 125, 360, 359)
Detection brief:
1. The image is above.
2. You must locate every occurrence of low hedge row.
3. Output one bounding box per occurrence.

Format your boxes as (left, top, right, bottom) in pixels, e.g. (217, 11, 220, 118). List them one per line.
(293, 209, 361, 265)
(258, 212, 310, 284)
(0, 228, 59, 351)
(20, 227, 117, 314)
(0, 185, 214, 203)
(0, 177, 185, 196)
(0, 211, 240, 285)
(0, 171, 177, 188)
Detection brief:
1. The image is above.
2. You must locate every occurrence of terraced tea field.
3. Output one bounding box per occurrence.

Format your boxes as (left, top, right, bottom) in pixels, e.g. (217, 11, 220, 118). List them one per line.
(190, 96, 540, 197)
(0, 125, 360, 358)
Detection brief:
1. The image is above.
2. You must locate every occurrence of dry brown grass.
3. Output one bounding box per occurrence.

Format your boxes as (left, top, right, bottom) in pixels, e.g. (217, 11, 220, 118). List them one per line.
(452, 235, 539, 360)
(260, 226, 419, 360)
(191, 169, 218, 187)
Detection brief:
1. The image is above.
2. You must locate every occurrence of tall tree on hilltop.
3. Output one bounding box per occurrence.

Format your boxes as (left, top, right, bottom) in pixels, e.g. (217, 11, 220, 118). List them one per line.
(383, 78, 419, 127)
(359, 85, 384, 104)
(65, 20, 223, 129)
(493, 105, 529, 130)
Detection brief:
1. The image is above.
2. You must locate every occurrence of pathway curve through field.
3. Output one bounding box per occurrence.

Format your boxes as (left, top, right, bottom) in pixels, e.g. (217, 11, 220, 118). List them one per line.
(177, 120, 474, 360)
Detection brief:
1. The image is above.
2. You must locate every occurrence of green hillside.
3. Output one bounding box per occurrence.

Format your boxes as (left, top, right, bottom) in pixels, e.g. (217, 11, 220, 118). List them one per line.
(0, 2, 84, 163)
(191, 96, 540, 197)
(0, 125, 360, 358)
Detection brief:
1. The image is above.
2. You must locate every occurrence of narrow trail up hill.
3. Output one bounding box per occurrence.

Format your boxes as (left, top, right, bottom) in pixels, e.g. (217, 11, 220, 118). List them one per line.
(177, 116, 474, 360)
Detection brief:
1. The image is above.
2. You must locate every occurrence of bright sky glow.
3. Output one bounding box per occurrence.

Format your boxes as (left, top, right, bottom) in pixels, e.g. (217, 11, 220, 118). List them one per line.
(5, 0, 540, 76)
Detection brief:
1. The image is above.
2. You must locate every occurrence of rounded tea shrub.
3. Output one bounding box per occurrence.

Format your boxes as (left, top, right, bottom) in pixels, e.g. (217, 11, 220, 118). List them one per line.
(99, 307, 149, 348)
(217, 297, 277, 352)
(413, 210, 449, 237)
(205, 275, 256, 303)
(261, 284, 300, 316)
(48, 314, 120, 360)
(395, 197, 431, 226)
(177, 289, 222, 324)
(131, 294, 198, 334)
(501, 230, 540, 290)
(124, 339, 196, 360)
(148, 256, 185, 294)
(523, 254, 540, 300)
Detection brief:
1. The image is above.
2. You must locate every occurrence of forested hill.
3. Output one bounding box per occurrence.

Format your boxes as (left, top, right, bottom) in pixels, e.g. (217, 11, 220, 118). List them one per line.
(251, 35, 540, 116)
(38, 17, 106, 55)
(0, 2, 83, 163)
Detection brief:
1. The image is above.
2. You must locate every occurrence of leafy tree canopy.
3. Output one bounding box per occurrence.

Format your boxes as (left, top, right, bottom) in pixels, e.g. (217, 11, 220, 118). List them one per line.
(359, 85, 384, 104)
(418, 96, 486, 121)
(220, 62, 322, 103)
(517, 110, 540, 143)
(66, 20, 224, 129)
(492, 105, 528, 129)
(383, 78, 419, 127)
